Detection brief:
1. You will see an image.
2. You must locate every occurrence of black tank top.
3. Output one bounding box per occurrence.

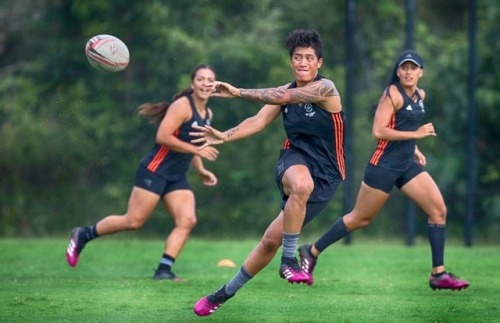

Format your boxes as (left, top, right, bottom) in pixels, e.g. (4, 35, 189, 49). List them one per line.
(140, 94, 211, 180)
(369, 83, 425, 170)
(281, 74, 346, 182)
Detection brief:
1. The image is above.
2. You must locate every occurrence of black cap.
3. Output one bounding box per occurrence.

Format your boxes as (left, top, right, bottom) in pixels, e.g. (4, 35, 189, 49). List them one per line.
(396, 50, 424, 68)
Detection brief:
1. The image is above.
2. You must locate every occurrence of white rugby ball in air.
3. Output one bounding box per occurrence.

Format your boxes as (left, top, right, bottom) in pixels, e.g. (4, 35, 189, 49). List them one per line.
(85, 34, 129, 72)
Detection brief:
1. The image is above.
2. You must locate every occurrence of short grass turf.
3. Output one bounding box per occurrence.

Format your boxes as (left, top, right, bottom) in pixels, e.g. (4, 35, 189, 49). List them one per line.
(0, 238, 498, 322)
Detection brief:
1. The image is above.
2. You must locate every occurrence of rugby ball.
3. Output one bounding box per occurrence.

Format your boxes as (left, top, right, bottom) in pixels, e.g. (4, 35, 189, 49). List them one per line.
(85, 34, 129, 72)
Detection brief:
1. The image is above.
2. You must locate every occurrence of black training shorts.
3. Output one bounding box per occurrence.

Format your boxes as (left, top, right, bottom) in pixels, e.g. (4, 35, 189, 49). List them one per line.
(134, 166, 191, 197)
(275, 149, 341, 226)
(363, 162, 423, 193)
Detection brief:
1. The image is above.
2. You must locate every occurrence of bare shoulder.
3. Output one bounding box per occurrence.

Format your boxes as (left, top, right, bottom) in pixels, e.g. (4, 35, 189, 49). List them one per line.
(417, 88, 426, 100)
(164, 96, 191, 120)
(312, 78, 341, 113)
(320, 78, 339, 95)
(383, 84, 404, 109)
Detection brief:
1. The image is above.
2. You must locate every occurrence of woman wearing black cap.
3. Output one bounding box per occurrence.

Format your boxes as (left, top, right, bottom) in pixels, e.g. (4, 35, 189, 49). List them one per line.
(297, 49, 470, 291)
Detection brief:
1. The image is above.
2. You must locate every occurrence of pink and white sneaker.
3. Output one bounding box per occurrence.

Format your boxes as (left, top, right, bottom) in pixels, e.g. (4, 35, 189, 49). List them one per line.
(279, 258, 310, 284)
(66, 227, 87, 267)
(194, 285, 233, 316)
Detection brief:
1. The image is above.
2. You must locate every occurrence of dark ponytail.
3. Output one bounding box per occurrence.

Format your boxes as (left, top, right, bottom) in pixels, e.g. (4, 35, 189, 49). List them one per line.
(137, 102, 171, 125)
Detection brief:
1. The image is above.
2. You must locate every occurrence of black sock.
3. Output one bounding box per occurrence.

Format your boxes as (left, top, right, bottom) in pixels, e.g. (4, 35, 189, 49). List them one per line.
(86, 225, 98, 240)
(432, 271, 446, 278)
(428, 224, 446, 268)
(314, 217, 350, 252)
(158, 254, 175, 271)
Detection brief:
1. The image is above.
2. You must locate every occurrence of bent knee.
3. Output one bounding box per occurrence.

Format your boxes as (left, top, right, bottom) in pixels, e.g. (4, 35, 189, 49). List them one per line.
(429, 205, 447, 223)
(260, 233, 282, 253)
(125, 217, 146, 230)
(344, 213, 372, 231)
(176, 215, 197, 230)
(290, 181, 314, 200)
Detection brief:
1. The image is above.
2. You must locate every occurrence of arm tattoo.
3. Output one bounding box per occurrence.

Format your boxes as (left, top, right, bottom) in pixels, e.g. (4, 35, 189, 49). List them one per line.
(225, 127, 238, 141)
(240, 79, 339, 104)
(240, 88, 289, 104)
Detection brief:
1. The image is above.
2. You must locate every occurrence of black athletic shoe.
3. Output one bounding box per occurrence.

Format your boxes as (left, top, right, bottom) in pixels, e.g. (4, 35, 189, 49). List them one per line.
(152, 268, 181, 281)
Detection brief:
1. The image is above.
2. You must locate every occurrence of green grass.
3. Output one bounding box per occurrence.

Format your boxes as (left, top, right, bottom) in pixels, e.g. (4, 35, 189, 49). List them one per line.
(0, 238, 498, 322)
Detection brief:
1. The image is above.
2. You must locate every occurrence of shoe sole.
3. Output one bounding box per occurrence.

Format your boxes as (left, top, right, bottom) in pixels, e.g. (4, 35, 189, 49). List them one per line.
(279, 272, 310, 284)
(430, 285, 469, 291)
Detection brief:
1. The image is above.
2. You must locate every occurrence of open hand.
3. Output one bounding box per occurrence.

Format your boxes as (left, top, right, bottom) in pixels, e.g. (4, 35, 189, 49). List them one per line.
(190, 125, 226, 149)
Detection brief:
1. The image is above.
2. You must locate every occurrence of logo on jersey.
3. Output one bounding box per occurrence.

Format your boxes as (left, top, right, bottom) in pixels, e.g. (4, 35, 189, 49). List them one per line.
(418, 100, 425, 112)
(191, 121, 199, 127)
(304, 103, 315, 117)
(405, 105, 413, 111)
(284, 107, 288, 114)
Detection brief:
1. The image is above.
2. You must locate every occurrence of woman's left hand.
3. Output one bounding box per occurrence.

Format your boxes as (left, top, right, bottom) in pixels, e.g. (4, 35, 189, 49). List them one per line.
(414, 148, 427, 167)
(198, 169, 218, 186)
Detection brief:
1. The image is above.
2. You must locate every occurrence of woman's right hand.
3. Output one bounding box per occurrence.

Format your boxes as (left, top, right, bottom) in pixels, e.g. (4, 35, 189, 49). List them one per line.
(415, 122, 437, 139)
(190, 125, 226, 150)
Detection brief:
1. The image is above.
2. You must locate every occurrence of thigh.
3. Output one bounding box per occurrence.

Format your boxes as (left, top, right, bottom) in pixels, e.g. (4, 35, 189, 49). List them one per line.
(281, 164, 313, 196)
(275, 149, 312, 199)
(162, 189, 196, 221)
(127, 186, 162, 221)
(400, 171, 445, 217)
(395, 162, 423, 189)
(344, 181, 390, 227)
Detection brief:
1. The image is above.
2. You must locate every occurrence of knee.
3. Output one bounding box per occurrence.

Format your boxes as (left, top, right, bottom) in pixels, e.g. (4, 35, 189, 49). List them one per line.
(290, 181, 314, 201)
(344, 212, 372, 231)
(356, 219, 372, 229)
(260, 232, 282, 253)
(125, 216, 146, 230)
(430, 204, 447, 224)
(176, 215, 197, 231)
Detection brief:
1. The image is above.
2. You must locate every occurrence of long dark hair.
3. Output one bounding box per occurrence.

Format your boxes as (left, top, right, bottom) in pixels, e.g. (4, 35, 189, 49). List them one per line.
(137, 64, 216, 125)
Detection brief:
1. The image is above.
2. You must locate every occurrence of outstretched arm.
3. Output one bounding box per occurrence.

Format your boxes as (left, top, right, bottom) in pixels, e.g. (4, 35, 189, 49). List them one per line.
(212, 78, 341, 113)
(191, 104, 281, 149)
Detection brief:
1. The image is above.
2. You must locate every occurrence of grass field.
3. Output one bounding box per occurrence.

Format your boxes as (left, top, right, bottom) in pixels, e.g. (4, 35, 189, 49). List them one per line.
(1, 237, 498, 322)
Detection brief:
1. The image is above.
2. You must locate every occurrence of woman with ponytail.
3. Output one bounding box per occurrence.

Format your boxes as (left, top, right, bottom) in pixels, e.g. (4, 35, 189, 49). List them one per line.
(66, 64, 219, 281)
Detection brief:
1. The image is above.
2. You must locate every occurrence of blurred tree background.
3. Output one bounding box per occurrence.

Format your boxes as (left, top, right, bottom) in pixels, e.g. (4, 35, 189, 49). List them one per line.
(0, 0, 498, 242)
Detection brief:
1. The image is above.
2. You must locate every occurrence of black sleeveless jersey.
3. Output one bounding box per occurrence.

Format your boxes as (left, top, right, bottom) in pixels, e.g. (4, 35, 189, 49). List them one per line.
(369, 83, 425, 170)
(140, 95, 211, 180)
(280, 75, 346, 182)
